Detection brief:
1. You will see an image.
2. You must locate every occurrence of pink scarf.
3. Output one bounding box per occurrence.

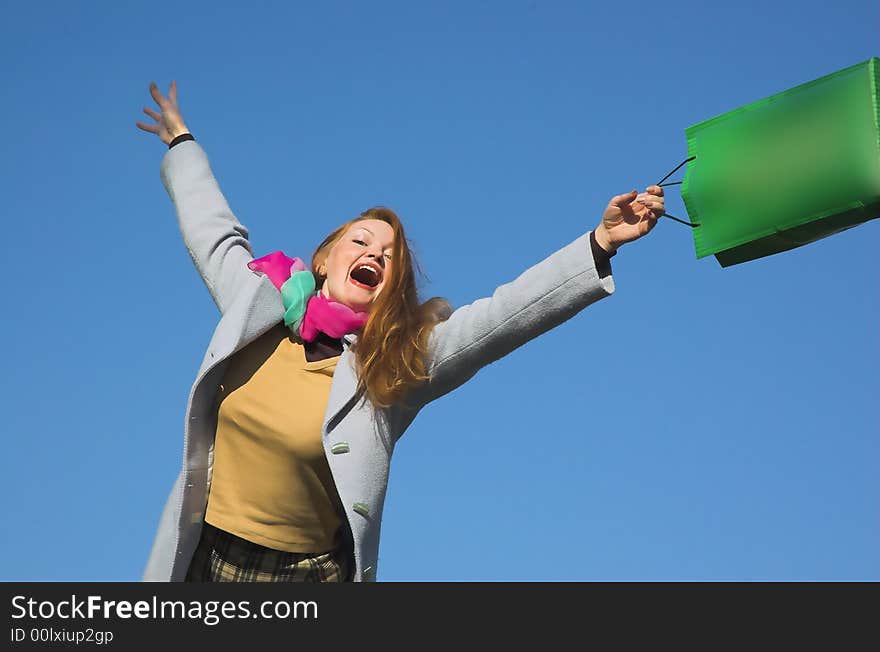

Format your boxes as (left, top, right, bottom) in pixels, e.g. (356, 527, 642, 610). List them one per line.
(247, 251, 369, 342)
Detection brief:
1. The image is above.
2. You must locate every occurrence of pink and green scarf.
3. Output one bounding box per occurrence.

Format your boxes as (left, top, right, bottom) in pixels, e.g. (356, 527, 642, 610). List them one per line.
(247, 251, 368, 342)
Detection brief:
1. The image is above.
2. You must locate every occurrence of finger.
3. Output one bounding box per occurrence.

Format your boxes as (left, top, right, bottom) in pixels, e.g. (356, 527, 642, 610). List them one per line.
(636, 203, 656, 220)
(612, 190, 638, 208)
(635, 192, 664, 204)
(646, 185, 664, 196)
(648, 202, 665, 218)
(633, 198, 663, 218)
(149, 81, 167, 107)
(142, 106, 161, 121)
(169, 80, 177, 105)
(135, 121, 159, 134)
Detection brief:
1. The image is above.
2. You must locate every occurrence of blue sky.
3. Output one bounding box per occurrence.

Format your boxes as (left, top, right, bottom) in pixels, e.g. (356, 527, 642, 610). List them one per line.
(1, 0, 876, 581)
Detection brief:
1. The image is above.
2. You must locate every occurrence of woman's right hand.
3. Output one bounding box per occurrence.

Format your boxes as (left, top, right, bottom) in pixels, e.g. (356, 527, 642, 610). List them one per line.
(135, 80, 190, 146)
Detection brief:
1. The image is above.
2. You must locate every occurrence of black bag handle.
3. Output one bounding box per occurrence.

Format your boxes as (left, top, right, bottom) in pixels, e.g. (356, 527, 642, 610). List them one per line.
(655, 156, 700, 228)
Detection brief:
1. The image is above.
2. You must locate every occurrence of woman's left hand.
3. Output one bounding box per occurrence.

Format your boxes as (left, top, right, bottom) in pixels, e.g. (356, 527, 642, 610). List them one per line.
(594, 185, 665, 253)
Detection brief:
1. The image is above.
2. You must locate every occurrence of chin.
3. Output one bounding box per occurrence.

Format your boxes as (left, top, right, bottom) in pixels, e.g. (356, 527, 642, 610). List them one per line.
(326, 281, 381, 313)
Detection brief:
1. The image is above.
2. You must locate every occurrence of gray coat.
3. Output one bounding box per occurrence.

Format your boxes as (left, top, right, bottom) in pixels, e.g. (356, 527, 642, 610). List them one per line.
(142, 140, 615, 582)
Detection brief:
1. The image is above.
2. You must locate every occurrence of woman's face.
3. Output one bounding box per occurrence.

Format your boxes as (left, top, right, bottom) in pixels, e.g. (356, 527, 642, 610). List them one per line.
(320, 219, 395, 313)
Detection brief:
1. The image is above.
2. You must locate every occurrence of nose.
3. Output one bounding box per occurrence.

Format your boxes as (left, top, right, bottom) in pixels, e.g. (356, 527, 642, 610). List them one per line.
(366, 248, 385, 268)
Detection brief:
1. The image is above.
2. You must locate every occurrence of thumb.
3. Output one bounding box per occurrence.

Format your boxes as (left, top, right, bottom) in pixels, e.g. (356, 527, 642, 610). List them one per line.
(612, 190, 638, 208)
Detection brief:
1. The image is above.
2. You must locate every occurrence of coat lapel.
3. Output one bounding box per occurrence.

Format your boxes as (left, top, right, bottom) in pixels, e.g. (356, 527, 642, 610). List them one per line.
(324, 334, 363, 434)
(231, 274, 286, 354)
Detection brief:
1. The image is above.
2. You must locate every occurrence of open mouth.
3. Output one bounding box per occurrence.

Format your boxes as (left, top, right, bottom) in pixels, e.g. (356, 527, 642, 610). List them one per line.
(349, 264, 381, 289)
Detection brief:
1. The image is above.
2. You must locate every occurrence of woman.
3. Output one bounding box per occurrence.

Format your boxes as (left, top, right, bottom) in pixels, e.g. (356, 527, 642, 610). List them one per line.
(135, 80, 665, 582)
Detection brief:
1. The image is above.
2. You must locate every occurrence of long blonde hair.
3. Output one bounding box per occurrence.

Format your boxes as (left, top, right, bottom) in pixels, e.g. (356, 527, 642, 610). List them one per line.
(310, 207, 452, 408)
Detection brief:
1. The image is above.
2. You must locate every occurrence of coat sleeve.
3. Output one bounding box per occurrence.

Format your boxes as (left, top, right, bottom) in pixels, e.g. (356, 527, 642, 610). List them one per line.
(159, 140, 255, 314)
(416, 231, 615, 405)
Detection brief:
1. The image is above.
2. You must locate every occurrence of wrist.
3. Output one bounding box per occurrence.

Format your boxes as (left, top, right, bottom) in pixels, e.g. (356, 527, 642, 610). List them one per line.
(168, 132, 195, 149)
(593, 225, 617, 254)
(167, 126, 190, 141)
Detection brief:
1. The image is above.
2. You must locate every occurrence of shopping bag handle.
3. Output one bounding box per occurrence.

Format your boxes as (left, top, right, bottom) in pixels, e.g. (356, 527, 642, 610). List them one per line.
(655, 156, 700, 227)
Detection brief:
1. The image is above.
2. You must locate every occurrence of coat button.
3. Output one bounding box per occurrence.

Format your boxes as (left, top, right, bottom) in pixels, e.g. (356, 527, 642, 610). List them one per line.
(352, 502, 369, 518)
(331, 442, 350, 454)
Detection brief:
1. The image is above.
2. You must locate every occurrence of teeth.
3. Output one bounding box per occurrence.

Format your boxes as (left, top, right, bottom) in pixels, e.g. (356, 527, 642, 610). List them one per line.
(355, 264, 380, 279)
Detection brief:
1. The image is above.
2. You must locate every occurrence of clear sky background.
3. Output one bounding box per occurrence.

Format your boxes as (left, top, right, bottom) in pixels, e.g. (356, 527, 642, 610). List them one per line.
(1, 0, 876, 581)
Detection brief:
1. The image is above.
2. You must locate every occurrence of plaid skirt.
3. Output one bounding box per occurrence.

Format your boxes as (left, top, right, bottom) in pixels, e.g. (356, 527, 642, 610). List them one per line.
(184, 521, 351, 582)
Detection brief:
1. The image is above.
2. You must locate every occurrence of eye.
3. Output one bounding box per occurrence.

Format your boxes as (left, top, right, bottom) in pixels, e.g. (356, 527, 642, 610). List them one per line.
(353, 239, 366, 246)
(384, 253, 392, 261)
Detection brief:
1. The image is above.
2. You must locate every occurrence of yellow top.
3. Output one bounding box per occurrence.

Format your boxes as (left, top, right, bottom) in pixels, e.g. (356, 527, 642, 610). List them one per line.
(204, 322, 346, 553)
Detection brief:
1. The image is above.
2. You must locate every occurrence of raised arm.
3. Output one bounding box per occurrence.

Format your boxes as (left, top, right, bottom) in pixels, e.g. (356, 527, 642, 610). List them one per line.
(136, 81, 254, 314)
(414, 187, 665, 407)
(415, 231, 615, 405)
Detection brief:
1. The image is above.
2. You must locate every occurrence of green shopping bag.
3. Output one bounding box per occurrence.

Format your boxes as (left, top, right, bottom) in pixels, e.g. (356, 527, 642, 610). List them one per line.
(679, 57, 880, 267)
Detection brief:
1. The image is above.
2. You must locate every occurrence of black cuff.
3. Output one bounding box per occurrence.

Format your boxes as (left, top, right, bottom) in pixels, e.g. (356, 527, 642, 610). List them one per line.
(590, 230, 615, 279)
(168, 133, 195, 149)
